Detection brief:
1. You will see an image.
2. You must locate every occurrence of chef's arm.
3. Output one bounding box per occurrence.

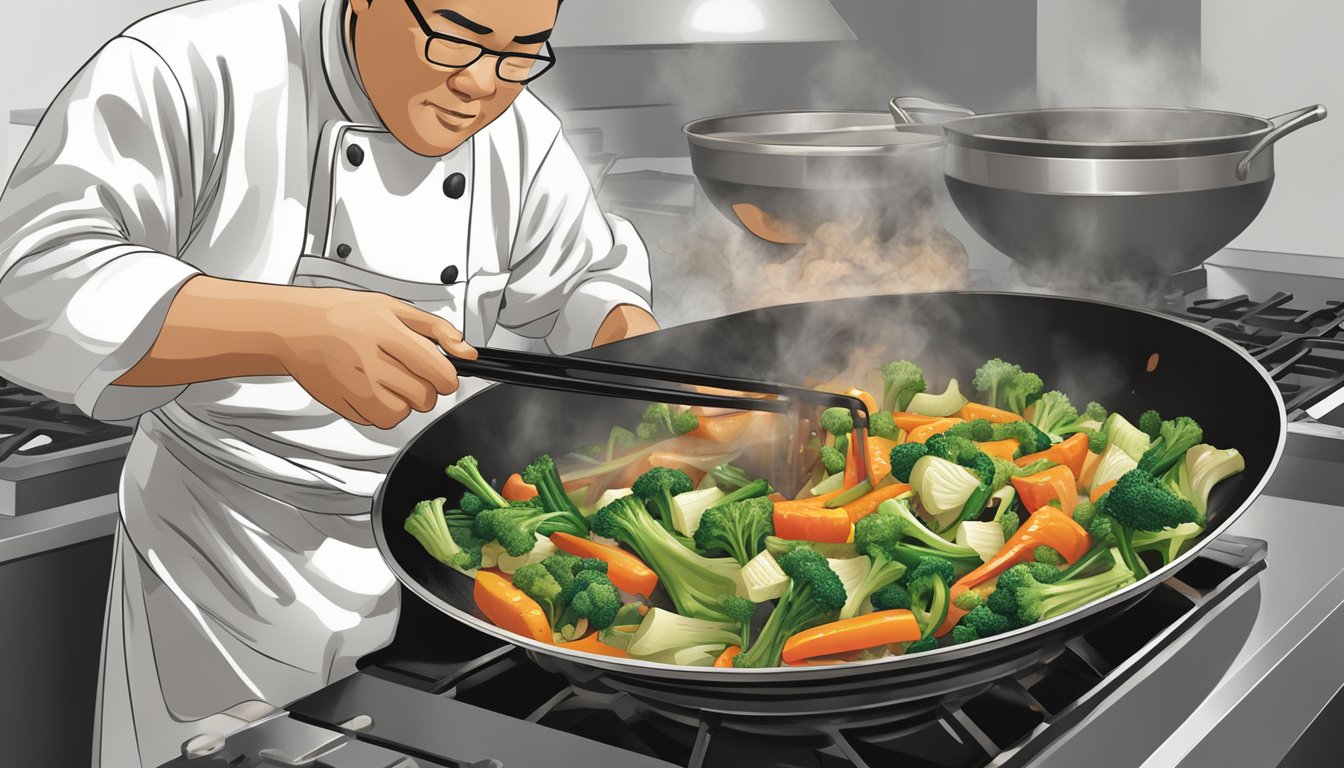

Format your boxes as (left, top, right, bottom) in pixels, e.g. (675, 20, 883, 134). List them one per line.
(496, 129, 657, 354)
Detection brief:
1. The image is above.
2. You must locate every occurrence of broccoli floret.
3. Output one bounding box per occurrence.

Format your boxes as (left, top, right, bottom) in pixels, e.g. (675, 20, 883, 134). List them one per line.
(1086, 429, 1107, 454)
(973, 358, 1043, 414)
(592, 496, 741, 621)
(903, 556, 955, 639)
(1071, 499, 1097, 529)
(870, 581, 912, 611)
(459, 492, 489, 518)
(869, 411, 901, 441)
(820, 407, 855, 439)
(889, 442, 929, 483)
(511, 562, 563, 618)
(880, 360, 927, 412)
(953, 589, 983, 611)
(991, 421, 1053, 456)
(445, 456, 510, 510)
(693, 497, 774, 565)
(819, 445, 847, 475)
(555, 570, 622, 634)
(990, 555, 1134, 625)
(1136, 416, 1204, 477)
(926, 434, 996, 487)
(872, 499, 982, 562)
(1138, 409, 1163, 440)
(951, 625, 981, 645)
(996, 497, 1021, 539)
(960, 603, 1015, 637)
(607, 426, 638, 459)
(405, 498, 483, 572)
(673, 409, 700, 436)
(643, 403, 673, 434)
(947, 418, 996, 443)
(905, 637, 940, 654)
(522, 454, 589, 535)
(632, 467, 696, 534)
(636, 421, 661, 441)
(1096, 469, 1198, 577)
(1033, 546, 1067, 566)
(1024, 561, 1064, 583)
(734, 547, 847, 668)
(720, 594, 757, 651)
(474, 503, 587, 557)
(1029, 391, 1078, 435)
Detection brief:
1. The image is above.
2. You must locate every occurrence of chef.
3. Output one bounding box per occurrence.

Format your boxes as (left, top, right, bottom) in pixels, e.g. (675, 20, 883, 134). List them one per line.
(0, 0, 657, 765)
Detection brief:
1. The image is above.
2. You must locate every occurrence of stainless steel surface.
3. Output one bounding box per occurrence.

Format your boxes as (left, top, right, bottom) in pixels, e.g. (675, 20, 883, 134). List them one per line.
(946, 148, 1273, 195)
(548, 0, 855, 47)
(0, 493, 118, 563)
(1237, 105, 1330, 180)
(8, 108, 42, 127)
(889, 96, 975, 125)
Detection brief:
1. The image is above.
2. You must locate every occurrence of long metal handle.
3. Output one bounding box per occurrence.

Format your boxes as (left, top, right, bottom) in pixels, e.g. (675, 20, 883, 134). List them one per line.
(453, 347, 873, 482)
(888, 95, 976, 125)
(1236, 104, 1328, 180)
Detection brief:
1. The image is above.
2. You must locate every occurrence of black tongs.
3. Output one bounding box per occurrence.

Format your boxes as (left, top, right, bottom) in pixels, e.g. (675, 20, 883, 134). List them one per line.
(452, 347, 874, 484)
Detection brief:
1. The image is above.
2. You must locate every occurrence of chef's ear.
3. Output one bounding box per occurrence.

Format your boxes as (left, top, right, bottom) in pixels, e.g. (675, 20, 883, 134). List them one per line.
(350, 0, 373, 14)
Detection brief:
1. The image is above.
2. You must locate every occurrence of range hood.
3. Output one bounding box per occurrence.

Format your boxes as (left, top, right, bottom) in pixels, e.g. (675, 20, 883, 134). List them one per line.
(551, 0, 856, 47)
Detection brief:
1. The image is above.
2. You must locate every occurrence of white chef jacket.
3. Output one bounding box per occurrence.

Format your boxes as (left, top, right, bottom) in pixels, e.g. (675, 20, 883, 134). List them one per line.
(0, 0, 654, 766)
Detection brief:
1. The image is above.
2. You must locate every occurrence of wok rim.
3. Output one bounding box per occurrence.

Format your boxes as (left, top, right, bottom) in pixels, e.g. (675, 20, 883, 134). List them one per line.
(683, 109, 946, 157)
(372, 290, 1287, 681)
(938, 105, 1275, 157)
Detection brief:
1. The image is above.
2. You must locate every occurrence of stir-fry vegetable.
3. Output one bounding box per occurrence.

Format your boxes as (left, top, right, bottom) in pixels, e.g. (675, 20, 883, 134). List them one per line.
(412, 358, 1244, 668)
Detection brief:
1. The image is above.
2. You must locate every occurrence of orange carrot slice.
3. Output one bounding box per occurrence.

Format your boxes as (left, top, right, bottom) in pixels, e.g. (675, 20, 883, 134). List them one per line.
(714, 645, 742, 667)
(842, 483, 913, 523)
(474, 571, 552, 643)
(1090, 479, 1119, 503)
(782, 610, 922, 664)
(773, 504, 853, 543)
(958, 402, 1023, 423)
(1016, 433, 1090, 480)
(906, 418, 963, 444)
(549, 532, 659, 597)
(975, 439, 1020, 461)
(892, 412, 943, 432)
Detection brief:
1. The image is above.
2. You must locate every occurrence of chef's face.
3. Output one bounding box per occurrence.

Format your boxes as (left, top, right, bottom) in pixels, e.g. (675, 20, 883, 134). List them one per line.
(350, 0, 558, 157)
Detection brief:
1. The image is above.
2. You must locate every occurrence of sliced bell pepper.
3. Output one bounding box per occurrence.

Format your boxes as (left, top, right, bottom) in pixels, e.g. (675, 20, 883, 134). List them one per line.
(954, 506, 1091, 594)
(1016, 433, 1090, 480)
(842, 429, 864, 488)
(866, 436, 899, 484)
(549, 532, 659, 597)
(557, 632, 632, 658)
(892, 412, 944, 433)
(767, 492, 788, 503)
(502, 473, 537, 502)
(906, 418, 964, 444)
(781, 610, 922, 664)
(958, 402, 1023, 423)
(1079, 450, 1102, 489)
(844, 388, 880, 417)
(1090, 479, 1119, 503)
(473, 571, 552, 643)
(686, 410, 754, 443)
(975, 439, 1020, 461)
(1011, 465, 1080, 516)
(842, 482, 913, 523)
(773, 504, 853, 543)
(714, 645, 742, 667)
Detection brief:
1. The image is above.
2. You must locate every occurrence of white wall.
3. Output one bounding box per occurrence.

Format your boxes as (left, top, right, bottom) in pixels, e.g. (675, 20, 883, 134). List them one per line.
(1203, 0, 1344, 258)
(0, 0, 182, 183)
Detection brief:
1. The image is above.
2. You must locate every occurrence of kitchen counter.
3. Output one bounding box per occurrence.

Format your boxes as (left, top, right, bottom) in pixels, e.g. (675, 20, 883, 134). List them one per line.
(0, 493, 118, 563)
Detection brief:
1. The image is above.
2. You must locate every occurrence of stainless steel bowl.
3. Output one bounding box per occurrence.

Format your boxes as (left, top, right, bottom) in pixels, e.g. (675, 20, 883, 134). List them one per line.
(890, 97, 1328, 282)
(684, 110, 945, 244)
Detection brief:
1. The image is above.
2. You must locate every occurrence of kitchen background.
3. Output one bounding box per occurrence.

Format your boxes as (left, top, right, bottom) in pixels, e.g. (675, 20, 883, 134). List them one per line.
(5, 0, 1342, 300)
(3, 2, 1344, 767)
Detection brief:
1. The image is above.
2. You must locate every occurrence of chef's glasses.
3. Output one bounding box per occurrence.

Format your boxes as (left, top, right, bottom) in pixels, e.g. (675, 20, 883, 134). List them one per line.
(402, 0, 557, 84)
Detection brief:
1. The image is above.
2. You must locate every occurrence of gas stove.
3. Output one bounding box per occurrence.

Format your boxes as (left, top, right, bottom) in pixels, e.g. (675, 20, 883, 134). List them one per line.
(151, 253, 1344, 768)
(0, 377, 131, 516)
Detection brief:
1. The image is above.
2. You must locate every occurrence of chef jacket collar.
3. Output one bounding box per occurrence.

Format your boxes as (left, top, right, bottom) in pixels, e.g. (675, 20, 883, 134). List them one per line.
(321, 0, 382, 127)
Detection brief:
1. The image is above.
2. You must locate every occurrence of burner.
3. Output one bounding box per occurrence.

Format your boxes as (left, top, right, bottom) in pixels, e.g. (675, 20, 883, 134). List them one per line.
(1167, 292, 1344, 417)
(0, 379, 131, 462)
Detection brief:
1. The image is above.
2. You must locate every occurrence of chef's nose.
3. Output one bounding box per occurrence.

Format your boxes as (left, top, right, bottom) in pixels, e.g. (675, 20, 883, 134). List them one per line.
(447, 57, 499, 101)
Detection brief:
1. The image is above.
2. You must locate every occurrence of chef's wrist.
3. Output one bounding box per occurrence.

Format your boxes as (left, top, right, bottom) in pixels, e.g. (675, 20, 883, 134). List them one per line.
(593, 305, 659, 347)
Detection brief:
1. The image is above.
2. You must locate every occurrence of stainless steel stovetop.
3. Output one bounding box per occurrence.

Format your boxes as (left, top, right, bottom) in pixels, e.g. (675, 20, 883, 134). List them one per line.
(143, 256, 1344, 768)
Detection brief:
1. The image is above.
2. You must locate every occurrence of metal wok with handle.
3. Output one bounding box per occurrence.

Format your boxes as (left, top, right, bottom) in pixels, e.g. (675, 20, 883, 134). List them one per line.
(371, 292, 1284, 728)
(890, 96, 1328, 283)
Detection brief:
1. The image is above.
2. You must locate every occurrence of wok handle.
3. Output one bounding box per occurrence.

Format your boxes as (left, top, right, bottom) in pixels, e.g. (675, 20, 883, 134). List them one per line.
(1236, 104, 1328, 180)
(889, 96, 976, 127)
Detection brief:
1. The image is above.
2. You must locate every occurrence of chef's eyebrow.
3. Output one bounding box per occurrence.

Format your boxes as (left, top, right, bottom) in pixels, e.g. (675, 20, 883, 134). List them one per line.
(513, 28, 553, 44)
(435, 10, 493, 36)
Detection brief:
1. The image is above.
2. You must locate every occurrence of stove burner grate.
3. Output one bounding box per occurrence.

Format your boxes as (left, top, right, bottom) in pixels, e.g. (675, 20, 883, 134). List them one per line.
(0, 379, 131, 462)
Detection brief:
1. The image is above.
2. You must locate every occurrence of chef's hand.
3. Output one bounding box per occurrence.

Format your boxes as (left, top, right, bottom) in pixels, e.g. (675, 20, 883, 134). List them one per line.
(593, 305, 659, 347)
(276, 288, 478, 429)
(114, 277, 476, 430)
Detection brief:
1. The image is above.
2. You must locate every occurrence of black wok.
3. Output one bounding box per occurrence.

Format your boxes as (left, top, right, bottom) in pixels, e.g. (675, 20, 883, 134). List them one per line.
(372, 292, 1284, 726)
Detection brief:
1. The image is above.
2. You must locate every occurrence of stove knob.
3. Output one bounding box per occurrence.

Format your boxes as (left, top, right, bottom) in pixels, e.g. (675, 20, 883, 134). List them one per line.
(346, 144, 365, 168)
(181, 732, 225, 759)
(443, 173, 467, 199)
